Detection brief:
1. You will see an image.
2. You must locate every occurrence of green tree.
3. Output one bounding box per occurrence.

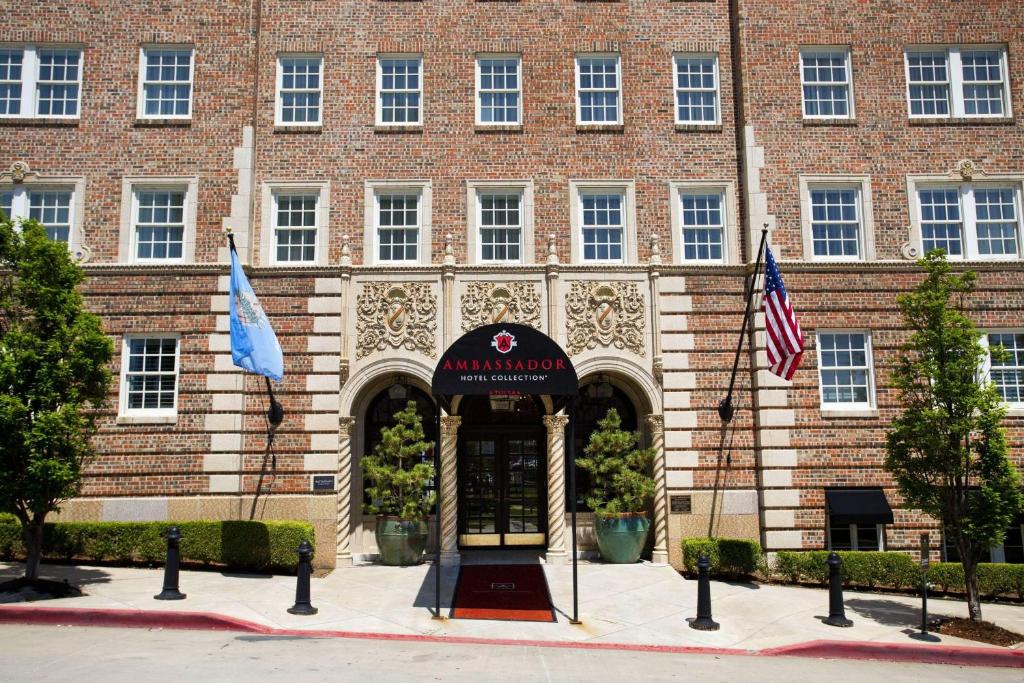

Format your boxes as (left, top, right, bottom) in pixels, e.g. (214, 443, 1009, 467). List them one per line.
(0, 218, 113, 581)
(884, 250, 1021, 621)
(576, 408, 656, 514)
(362, 401, 436, 521)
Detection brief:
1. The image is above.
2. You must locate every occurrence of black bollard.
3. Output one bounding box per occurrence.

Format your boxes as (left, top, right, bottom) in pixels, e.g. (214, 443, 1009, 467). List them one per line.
(823, 551, 853, 627)
(154, 526, 186, 600)
(690, 554, 720, 631)
(288, 540, 318, 615)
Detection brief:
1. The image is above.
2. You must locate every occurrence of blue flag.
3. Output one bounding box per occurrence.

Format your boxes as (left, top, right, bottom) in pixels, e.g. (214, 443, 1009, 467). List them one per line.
(229, 246, 284, 382)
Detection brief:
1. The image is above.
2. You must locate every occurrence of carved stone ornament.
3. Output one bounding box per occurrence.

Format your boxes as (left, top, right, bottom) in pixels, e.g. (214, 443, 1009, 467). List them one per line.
(356, 282, 437, 359)
(956, 159, 976, 180)
(460, 281, 541, 331)
(900, 241, 920, 260)
(2, 161, 35, 184)
(565, 281, 646, 356)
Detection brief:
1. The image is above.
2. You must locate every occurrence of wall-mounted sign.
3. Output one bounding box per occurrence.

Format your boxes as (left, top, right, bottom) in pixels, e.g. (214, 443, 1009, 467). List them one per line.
(670, 495, 692, 514)
(312, 475, 335, 492)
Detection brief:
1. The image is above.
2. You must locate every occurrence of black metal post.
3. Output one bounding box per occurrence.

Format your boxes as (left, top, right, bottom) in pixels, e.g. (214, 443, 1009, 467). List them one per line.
(154, 526, 186, 600)
(433, 408, 443, 619)
(824, 551, 853, 627)
(920, 533, 930, 634)
(718, 226, 769, 422)
(568, 396, 580, 624)
(287, 540, 318, 615)
(690, 554, 720, 631)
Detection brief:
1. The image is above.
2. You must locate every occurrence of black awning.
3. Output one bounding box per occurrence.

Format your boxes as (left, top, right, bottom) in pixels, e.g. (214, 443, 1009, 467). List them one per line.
(826, 488, 894, 526)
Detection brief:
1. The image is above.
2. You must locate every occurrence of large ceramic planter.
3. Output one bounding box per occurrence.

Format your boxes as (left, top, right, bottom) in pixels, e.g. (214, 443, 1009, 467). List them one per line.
(375, 516, 429, 566)
(594, 512, 650, 564)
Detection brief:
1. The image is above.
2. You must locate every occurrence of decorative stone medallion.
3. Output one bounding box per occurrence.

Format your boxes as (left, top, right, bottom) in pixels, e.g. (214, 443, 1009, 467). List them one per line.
(356, 282, 437, 358)
(460, 281, 541, 331)
(565, 281, 645, 356)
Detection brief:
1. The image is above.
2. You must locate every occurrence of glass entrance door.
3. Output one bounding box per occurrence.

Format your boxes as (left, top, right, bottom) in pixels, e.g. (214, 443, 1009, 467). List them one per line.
(458, 430, 546, 547)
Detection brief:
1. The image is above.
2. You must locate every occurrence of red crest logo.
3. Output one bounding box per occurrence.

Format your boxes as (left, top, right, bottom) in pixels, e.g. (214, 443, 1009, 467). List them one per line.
(491, 329, 517, 354)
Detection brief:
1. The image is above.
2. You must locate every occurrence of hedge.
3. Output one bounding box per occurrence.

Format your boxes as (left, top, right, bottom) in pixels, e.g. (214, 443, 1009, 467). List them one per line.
(772, 551, 1024, 599)
(682, 538, 764, 577)
(0, 520, 315, 573)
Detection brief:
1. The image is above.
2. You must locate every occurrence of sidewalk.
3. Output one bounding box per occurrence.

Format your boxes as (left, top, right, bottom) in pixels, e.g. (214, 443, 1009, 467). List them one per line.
(2, 560, 1022, 667)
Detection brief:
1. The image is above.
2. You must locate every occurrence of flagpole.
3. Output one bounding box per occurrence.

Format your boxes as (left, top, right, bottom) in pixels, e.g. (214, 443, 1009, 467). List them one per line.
(717, 225, 769, 423)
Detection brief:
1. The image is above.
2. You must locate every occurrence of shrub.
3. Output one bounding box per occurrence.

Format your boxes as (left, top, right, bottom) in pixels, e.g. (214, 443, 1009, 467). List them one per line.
(0, 520, 314, 573)
(926, 562, 1024, 600)
(682, 538, 763, 577)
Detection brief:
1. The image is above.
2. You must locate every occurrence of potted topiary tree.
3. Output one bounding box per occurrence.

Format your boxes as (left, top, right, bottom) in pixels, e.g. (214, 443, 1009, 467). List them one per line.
(576, 408, 656, 563)
(362, 401, 436, 566)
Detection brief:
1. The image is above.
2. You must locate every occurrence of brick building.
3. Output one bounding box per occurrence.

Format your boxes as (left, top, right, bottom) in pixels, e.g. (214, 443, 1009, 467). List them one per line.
(1, 1, 1021, 569)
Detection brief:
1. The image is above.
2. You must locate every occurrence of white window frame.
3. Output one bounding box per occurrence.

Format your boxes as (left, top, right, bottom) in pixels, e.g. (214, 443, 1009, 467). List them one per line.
(908, 178, 1024, 261)
(363, 180, 432, 265)
(568, 180, 636, 264)
(668, 180, 738, 264)
(136, 45, 194, 120)
(475, 54, 522, 126)
(465, 180, 534, 264)
(799, 47, 854, 120)
(275, 53, 323, 127)
(260, 181, 331, 266)
(904, 46, 1012, 119)
(575, 54, 622, 126)
(117, 334, 180, 423)
(1, 175, 85, 250)
(980, 330, 1024, 415)
(672, 52, 720, 126)
(0, 44, 83, 119)
(376, 54, 423, 127)
(118, 177, 198, 264)
(827, 521, 886, 551)
(799, 176, 876, 261)
(816, 330, 877, 412)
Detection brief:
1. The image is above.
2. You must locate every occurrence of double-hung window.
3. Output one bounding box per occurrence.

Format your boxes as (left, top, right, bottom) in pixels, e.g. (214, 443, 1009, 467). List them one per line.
(273, 193, 318, 264)
(377, 56, 422, 125)
(1, 185, 75, 242)
(674, 54, 719, 125)
(120, 336, 179, 418)
(817, 331, 874, 409)
(375, 192, 421, 263)
(987, 332, 1024, 406)
(679, 191, 726, 262)
(809, 186, 862, 259)
(916, 184, 1022, 259)
(906, 47, 1011, 118)
(138, 47, 193, 119)
(580, 191, 624, 262)
(478, 192, 522, 262)
(800, 48, 853, 119)
(132, 188, 187, 261)
(276, 55, 322, 125)
(576, 55, 621, 125)
(0, 45, 82, 118)
(477, 56, 521, 125)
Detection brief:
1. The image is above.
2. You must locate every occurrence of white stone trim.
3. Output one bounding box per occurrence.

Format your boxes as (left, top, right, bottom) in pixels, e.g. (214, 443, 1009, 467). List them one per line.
(668, 180, 740, 264)
(363, 179, 433, 265)
(465, 180, 535, 264)
(568, 179, 637, 264)
(0, 174, 87, 254)
(798, 174, 876, 261)
(260, 180, 331, 266)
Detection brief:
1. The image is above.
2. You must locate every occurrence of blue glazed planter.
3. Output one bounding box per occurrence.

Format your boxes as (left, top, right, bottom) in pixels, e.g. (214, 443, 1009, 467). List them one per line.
(594, 513, 651, 564)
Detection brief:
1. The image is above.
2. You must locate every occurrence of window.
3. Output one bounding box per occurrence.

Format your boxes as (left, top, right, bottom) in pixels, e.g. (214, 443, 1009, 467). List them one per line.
(132, 188, 186, 261)
(120, 336, 179, 418)
(825, 489, 891, 551)
(377, 56, 421, 125)
(905, 47, 1010, 118)
(576, 55, 621, 125)
(829, 523, 883, 551)
(276, 55, 322, 125)
(477, 56, 520, 125)
(138, 47, 193, 119)
(0, 45, 82, 118)
(477, 192, 522, 262)
(809, 187, 862, 259)
(800, 49, 853, 118)
(273, 193, 318, 263)
(674, 54, 719, 125)
(579, 192, 624, 262)
(2, 185, 76, 242)
(817, 331, 874, 408)
(376, 192, 421, 263)
(916, 184, 1022, 259)
(679, 192, 725, 262)
(987, 332, 1024, 406)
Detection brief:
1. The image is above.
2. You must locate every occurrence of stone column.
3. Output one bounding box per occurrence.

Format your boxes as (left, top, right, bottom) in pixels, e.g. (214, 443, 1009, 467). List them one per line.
(544, 413, 570, 564)
(439, 414, 462, 566)
(648, 414, 669, 565)
(335, 416, 357, 566)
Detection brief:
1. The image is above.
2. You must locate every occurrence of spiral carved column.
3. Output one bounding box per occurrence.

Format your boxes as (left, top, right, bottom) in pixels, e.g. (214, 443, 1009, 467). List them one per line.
(544, 413, 570, 564)
(439, 414, 462, 565)
(648, 414, 669, 564)
(336, 416, 357, 566)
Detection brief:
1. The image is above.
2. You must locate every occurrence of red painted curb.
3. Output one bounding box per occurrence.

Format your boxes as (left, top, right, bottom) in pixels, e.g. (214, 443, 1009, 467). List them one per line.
(1, 605, 1021, 669)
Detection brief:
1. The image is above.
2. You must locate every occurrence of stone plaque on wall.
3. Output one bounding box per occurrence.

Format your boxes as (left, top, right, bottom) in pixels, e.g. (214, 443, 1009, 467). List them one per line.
(670, 495, 692, 514)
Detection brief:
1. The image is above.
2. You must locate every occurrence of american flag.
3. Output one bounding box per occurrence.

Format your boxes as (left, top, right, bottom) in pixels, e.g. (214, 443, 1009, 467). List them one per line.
(762, 246, 804, 380)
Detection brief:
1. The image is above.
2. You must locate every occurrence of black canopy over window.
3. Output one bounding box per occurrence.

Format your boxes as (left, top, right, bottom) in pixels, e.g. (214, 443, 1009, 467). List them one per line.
(826, 488, 894, 526)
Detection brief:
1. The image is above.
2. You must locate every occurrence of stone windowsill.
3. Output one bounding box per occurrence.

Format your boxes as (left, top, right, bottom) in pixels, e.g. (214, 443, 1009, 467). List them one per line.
(0, 117, 79, 127)
(675, 123, 723, 133)
(802, 118, 858, 127)
(474, 124, 523, 133)
(134, 118, 192, 128)
(374, 124, 423, 134)
(576, 123, 624, 133)
(820, 408, 879, 419)
(273, 125, 323, 134)
(908, 116, 1015, 126)
(116, 414, 178, 425)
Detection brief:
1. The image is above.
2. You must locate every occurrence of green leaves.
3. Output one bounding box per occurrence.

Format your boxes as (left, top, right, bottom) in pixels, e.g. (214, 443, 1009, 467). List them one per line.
(362, 401, 436, 521)
(575, 408, 656, 514)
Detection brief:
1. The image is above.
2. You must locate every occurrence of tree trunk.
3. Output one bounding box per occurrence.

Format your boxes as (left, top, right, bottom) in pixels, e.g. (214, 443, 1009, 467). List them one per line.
(962, 556, 983, 621)
(22, 516, 45, 581)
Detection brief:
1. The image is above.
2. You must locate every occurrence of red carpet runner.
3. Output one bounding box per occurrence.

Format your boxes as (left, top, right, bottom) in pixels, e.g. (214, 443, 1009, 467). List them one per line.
(451, 564, 555, 622)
